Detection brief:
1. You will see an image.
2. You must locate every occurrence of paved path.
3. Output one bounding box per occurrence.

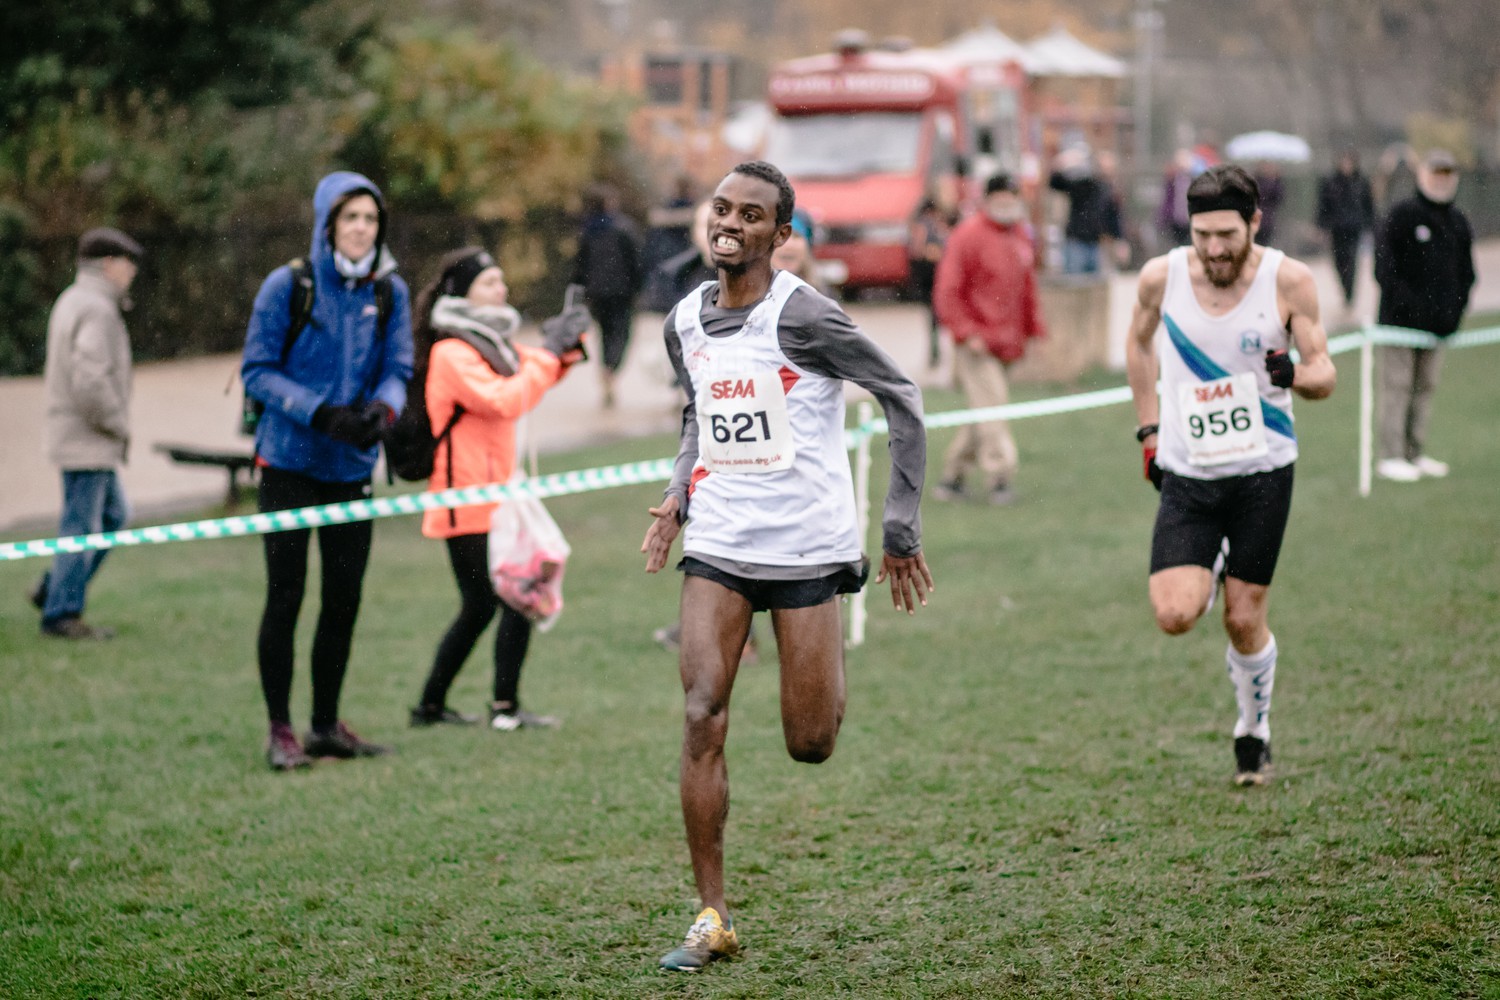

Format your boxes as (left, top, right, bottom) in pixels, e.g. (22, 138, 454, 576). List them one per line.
(4, 240, 1496, 533)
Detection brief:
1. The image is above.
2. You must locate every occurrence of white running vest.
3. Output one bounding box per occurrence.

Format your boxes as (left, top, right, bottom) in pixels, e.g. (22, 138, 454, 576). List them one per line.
(1156, 246, 1298, 480)
(676, 270, 862, 567)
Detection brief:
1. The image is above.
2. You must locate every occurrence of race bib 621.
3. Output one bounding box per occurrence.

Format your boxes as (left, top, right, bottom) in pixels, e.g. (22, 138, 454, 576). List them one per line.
(699, 370, 796, 473)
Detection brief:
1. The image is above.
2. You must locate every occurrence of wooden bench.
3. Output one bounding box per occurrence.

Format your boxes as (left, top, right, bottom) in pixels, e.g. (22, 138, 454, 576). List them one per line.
(154, 443, 257, 507)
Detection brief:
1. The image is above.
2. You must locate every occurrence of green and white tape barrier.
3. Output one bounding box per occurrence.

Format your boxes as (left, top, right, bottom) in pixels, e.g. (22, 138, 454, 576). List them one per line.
(3, 324, 1494, 563)
(1, 459, 674, 562)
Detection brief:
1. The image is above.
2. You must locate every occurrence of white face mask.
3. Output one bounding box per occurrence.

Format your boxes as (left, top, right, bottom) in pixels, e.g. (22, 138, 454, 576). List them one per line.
(987, 202, 1025, 226)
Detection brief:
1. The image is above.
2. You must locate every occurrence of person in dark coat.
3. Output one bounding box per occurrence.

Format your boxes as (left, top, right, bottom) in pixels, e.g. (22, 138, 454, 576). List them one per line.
(1316, 150, 1375, 309)
(1049, 147, 1123, 274)
(1372, 150, 1475, 483)
(571, 184, 644, 408)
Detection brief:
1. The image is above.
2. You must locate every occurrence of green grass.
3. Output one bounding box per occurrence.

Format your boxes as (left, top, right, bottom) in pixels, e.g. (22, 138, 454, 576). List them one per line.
(2, 343, 1498, 998)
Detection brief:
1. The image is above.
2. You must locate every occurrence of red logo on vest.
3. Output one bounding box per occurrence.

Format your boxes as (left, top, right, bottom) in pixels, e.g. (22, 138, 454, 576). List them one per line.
(1194, 382, 1235, 404)
(710, 379, 757, 400)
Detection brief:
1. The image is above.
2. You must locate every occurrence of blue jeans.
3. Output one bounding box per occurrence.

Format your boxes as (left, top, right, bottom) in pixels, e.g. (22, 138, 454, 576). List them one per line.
(42, 469, 129, 625)
(1062, 239, 1101, 274)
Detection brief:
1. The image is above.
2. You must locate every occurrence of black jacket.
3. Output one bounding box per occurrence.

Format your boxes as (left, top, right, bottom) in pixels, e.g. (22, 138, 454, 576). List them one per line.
(1048, 172, 1122, 244)
(571, 213, 644, 302)
(1316, 171, 1374, 232)
(1375, 192, 1475, 336)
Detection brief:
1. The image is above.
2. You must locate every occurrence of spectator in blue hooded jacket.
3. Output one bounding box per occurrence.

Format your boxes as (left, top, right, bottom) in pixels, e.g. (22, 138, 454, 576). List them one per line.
(241, 171, 414, 771)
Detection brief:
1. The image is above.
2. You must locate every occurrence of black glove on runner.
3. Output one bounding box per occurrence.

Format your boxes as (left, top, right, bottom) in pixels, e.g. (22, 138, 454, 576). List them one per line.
(1265, 349, 1295, 389)
(1143, 447, 1163, 492)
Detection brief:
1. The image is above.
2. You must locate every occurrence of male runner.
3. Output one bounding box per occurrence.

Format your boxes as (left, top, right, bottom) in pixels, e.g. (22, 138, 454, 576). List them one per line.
(1125, 164, 1335, 787)
(642, 160, 934, 970)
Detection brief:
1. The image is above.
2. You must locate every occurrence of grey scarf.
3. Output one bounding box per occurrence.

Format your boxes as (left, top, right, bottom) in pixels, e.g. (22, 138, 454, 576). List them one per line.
(430, 295, 522, 376)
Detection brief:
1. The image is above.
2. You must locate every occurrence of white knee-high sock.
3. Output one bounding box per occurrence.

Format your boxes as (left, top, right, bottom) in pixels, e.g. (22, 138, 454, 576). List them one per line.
(1225, 635, 1276, 741)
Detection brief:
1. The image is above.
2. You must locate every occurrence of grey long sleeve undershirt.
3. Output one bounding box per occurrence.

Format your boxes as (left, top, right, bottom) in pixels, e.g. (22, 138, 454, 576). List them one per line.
(663, 281, 926, 558)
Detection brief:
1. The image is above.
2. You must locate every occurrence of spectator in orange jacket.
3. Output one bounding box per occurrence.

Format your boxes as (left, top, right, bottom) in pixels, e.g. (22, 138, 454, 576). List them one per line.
(409, 247, 587, 731)
(932, 173, 1046, 505)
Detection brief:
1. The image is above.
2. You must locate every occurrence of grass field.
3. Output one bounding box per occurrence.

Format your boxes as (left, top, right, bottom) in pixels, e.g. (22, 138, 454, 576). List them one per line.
(2, 340, 1497, 999)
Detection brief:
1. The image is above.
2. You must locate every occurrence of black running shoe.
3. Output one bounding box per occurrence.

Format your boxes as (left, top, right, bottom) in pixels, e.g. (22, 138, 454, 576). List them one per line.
(1233, 735, 1272, 786)
(409, 704, 480, 727)
(304, 721, 391, 758)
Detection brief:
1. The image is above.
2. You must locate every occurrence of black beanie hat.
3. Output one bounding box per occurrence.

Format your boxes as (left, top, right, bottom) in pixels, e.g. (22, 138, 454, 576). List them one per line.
(985, 173, 1018, 196)
(440, 249, 497, 297)
(78, 227, 144, 262)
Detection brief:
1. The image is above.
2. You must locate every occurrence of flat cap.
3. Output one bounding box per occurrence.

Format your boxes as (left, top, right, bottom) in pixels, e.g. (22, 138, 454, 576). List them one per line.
(1423, 149, 1458, 171)
(78, 227, 144, 262)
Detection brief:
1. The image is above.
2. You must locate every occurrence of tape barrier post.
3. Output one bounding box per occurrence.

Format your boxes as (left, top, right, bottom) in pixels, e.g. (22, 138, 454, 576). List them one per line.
(848, 402, 875, 649)
(1359, 328, 1375, 498)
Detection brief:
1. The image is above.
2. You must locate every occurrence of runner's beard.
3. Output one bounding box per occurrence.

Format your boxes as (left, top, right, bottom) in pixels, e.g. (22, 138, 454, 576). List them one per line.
(1200, 239, 1252, 288)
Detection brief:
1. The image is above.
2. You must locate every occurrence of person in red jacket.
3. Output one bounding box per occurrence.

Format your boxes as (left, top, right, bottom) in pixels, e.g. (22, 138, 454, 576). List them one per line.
(408, 248, 587, 731)
(931, 173, 1046, 505)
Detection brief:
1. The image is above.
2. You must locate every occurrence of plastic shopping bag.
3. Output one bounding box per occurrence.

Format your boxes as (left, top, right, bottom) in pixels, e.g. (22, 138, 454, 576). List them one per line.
(487, 489, 571, 632)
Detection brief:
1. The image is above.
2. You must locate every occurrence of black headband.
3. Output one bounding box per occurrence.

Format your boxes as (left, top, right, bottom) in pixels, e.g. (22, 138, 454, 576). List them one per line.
(1186, 189, 1257, 221)
(442, 251, 497, 296)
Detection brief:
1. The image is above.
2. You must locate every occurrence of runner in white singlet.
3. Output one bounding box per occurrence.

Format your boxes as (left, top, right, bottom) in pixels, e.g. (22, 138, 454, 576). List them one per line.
(1125, 165, 1336, 788)
(641, 162, 934, 972)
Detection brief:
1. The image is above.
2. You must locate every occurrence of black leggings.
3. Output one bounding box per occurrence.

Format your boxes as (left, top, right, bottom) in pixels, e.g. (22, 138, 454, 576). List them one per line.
(1330, 226, 1361, 304)
(418, 533, 533, 709)
(257, 467, 374, 730)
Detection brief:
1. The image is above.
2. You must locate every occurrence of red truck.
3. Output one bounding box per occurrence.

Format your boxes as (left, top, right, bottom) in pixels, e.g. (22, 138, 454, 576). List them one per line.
(765, 35, 1028, 292)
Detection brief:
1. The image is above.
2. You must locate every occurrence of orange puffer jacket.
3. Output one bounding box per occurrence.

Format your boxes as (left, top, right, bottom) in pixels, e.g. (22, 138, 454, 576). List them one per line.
(420, 337, 563, 539)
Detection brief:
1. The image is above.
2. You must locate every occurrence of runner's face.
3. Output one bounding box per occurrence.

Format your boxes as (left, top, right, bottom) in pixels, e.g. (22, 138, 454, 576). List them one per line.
(333, 194, 380, 261)
(465, 266, 508, 308)
(709, 174, 789, 275)
(1191, 209, 1258, 287)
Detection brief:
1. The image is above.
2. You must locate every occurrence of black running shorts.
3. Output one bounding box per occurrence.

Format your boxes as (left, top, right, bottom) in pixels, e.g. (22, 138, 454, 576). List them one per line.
(1149, 464, 1295, 586)
(679, 557, 869, 613)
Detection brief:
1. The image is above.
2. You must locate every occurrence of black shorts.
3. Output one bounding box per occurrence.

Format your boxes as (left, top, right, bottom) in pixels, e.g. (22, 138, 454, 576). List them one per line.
(679, 557, 869, 613)
(1150, 465, 1295, 587)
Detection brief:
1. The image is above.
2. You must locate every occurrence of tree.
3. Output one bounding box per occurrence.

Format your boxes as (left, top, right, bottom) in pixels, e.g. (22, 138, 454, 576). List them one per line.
(338, 25, 635, 307)
(0, 2, 380, 374)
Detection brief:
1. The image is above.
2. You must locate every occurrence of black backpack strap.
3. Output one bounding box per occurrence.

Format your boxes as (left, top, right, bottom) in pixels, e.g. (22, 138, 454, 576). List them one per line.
(374, 276, 394, 331)
(282, 258, 316, 365)
(440, 405, 465, 528)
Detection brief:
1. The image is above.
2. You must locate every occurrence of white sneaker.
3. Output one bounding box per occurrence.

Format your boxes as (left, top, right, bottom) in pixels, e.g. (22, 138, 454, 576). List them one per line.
(1375, 458, 1422, 483)
(1412, 455, 1449, 478)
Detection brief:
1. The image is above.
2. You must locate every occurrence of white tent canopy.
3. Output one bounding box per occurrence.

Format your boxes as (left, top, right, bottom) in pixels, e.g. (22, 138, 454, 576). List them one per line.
(1023, 26, 1128, 78)
(941, 22, 1037, 70)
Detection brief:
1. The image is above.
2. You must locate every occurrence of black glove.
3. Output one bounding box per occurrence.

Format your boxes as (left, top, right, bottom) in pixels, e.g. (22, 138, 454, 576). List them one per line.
(355, 401, 394, 449)
(1143, 446, 1163, 492)
(540, 306, 591, 358)
(311, 404, 370, 445)
(1265, 349, 1295, 389)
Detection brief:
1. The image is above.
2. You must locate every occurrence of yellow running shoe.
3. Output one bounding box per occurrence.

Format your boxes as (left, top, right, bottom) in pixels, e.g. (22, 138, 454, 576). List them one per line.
(659, 907, 739, 971)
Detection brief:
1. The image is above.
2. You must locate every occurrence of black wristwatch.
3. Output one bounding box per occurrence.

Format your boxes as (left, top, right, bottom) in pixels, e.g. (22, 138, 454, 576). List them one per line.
(1135, 423, 1159, 442)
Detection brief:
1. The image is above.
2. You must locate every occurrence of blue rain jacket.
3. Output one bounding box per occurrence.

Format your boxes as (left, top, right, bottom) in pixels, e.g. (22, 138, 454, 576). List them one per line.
(241, 171, 414, 482)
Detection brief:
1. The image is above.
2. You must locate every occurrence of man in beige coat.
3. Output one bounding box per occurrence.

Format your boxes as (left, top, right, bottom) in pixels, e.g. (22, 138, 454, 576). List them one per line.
(32, 227, 143, 639)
